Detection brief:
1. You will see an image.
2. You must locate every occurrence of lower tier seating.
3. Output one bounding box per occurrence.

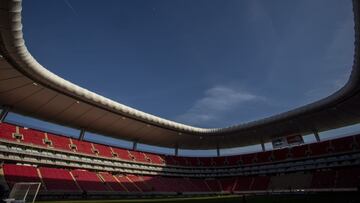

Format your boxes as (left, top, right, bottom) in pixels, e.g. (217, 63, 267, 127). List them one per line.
(1, 164, 360, 194)
(70, 169, 109, 191)
(39, 167, 79, 191)
(2, 164, 42, 188)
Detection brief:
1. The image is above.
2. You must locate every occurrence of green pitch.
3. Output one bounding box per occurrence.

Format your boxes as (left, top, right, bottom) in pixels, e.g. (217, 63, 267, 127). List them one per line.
(37, 193, 360, 203)
(37, 195, 240, 203)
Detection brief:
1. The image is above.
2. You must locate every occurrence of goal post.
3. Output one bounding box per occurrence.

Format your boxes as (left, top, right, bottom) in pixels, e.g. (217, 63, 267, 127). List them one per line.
(4, 182, 41, 203)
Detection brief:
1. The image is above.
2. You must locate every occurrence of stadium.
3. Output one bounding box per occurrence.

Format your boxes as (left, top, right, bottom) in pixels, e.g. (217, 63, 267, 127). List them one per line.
(0, 0, 360, 202)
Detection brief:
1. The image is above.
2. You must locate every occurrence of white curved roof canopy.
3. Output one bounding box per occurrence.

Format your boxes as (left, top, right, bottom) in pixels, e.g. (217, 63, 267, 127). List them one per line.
(0, 0, 359, 149)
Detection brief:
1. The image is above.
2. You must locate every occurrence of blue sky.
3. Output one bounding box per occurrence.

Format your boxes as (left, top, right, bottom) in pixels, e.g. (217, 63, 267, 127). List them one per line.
(4, 0, 358, 155)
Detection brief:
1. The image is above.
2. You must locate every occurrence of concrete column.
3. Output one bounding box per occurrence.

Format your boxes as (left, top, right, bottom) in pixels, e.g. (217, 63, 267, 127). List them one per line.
(79, 129, 85, 140)
(132, 141, 138, 151)
(0, 106, 10, 122)
(314, 130, 320, 142)
(261, 142, 265, 152)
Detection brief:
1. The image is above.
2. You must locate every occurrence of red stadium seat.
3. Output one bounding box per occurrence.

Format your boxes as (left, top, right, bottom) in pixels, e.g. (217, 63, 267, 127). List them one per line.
(98, 172, 127, 192)
(309, 140, 331, 156)
(256, 151, 273, 163)
(164, 155, 177, 165)
(331, 136, 354, 153)
(211, 156, 226, 166)
(146, 153, 164, 165)
(251, 176, 270, 190)
(311, 170, 336, 189)
(92, 143, 113, 158)
(233, 176, 252, 191)
(112, 148, 132, 161)
(241, 154, 255, 165)
(0, 122, 17, 141)
(187, 157, 200, 166)
(336, 167, 360, 188)
(39, 167, 79, 191)
(171, 156, 188, 166)
(128, 151, 149, 163)
(46, 133, 72, 151)
(205, 179, 222, 192)
(199, 157, 212, 166)
(20, 127, 47, 147)
(116, 175, 140, 192)
(71, 139, 94, 155)
(290, 144, 309, 159)
(71, 169, 108, 191)
(226, 155, 241, 165)
(219, 178, 235, 192)
(126, 175, 152, 192)
(3, 164, 41, 188)
(188, 178, 211, 192)
(273, 148, 289, 161)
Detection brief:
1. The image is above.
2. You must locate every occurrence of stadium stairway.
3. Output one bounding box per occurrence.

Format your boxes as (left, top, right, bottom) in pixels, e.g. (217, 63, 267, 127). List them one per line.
(0, 165, 9, 191)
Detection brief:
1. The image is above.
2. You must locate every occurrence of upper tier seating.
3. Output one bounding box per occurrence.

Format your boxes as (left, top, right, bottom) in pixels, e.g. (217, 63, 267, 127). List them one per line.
(39, 167, 79, 191)
(145, 153, 164, 165)
(199, 157, 212, 166)
(187, 157, 200, 166)
(226, 155, 241, 165)
(46, 133, 72, 151)
(273, 148, 290, 161)
(20, 127, 47, 147)
(0, 122, 359, 169)
(111, 147, 132, 161)
(241, 154, 256, 165)
(163, 156, 177, 165)
(71, 169, 108, 191)
(332, 136, 355, 153)
(212, 157, 226, 166)
(71, 139, 94, 155)
(309, 141, 331, 156)
(92, 143, 113, 158)
(128, 151, 149, 163)
(170, 156, 188, 166)
(290, 144, 309, 159)
(256, 151, 272, 163)
(0, 122, 17, 141)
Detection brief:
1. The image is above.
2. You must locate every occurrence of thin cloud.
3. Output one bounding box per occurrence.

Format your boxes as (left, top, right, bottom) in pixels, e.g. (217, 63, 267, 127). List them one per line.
(63, 0, 78, 16)
(176, 86, 265, 126)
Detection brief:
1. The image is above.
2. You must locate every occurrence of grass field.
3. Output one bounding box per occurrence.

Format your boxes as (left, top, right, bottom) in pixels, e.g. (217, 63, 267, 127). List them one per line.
(37, 192, 360, 203)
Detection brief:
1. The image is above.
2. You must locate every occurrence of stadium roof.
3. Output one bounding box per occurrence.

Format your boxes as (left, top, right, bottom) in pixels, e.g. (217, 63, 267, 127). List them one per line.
(0, 0, 359, 149)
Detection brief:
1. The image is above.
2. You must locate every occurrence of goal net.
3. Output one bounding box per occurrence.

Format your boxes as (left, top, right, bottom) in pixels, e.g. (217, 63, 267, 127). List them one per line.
(5, 182, 41, 203)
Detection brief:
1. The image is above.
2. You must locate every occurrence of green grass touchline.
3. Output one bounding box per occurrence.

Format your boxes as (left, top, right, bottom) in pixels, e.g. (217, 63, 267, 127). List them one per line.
(37, 195, 241, 203)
